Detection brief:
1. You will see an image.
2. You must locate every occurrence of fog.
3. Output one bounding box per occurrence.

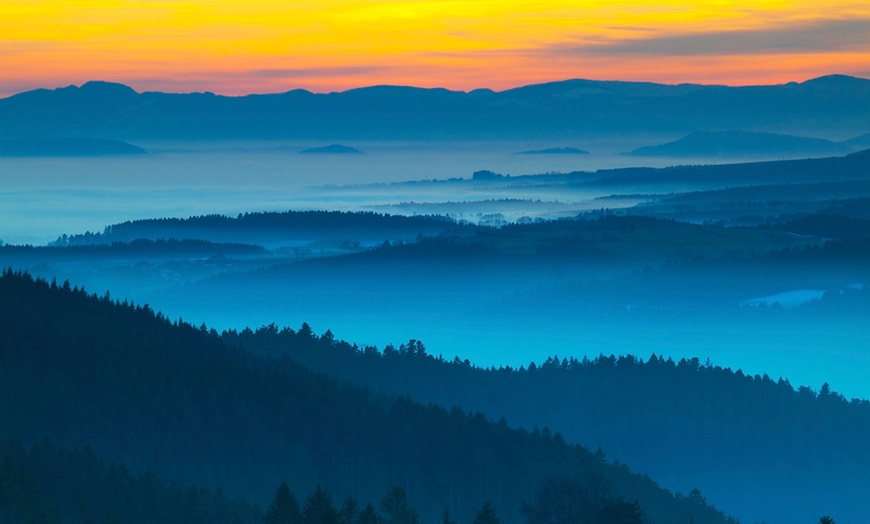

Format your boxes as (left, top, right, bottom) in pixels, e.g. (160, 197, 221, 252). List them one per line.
(4, 141, 870, 406)
(0, 139, 753, 245)
(5, 138, 870, 524)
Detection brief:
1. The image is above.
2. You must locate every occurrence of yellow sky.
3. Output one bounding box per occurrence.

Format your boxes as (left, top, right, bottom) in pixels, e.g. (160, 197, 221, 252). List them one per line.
(1, 0, 869, 96)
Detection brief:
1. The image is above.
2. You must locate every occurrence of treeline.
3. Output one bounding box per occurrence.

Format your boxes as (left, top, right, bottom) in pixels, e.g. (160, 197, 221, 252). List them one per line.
(260, 478, 642, 524)
(320, 213, 800, 265)
(767, 214, 870, 240)
(224, 322, 870, 523)
(224, 323, 870, 463)
(0, 435, 642, 524)
(0, 238, 266, 259)
(0, 270, 731, 524)
(0, 437, 259, 524)
(50, 211, 463, 246)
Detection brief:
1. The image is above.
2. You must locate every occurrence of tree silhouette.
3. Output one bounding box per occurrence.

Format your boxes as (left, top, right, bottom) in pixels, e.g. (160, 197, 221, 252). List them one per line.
(303, 484, 339, 524)
(819, 517, 836, 524)
(339, 496, 360, 524)
(474, 501, 500, 524)
(380, 486, 419, 524)
(264, 482, 302, 524)
(357, 503, 382, 524)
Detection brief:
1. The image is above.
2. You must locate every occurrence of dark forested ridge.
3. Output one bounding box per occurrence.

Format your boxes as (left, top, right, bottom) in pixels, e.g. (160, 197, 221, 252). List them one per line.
(0, 270, 732, 524)
(49, 210, 465, 247)
(225, 320, 870, 524)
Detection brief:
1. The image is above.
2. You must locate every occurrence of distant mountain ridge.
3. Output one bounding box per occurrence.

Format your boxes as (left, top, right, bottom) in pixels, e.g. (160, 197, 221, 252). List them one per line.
(1, 76, 869, 140)
(627, 130, 854, 158)
(0, 137, 146, 157)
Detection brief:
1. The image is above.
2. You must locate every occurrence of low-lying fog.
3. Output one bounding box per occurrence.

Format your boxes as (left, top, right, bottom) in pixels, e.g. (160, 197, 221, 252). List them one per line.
(1, 139, 776, 245)
(3, 138, 870, 403)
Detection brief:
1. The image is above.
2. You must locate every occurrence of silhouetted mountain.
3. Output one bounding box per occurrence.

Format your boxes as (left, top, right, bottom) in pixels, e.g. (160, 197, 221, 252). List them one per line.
(1, 76, 869, 139)
(626, 130, 852, 157)
(515, 147, 589, 155)
(0, 137, 146, 156)
(0, 270, 732, 524)
(299, 144, 364, 154)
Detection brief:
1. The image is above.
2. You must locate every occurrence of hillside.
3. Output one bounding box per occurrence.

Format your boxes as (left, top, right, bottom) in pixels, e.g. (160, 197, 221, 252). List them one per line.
(226, 317, 870, 524)
(0, 270, 732, 524)
(49, 210, 466, 247)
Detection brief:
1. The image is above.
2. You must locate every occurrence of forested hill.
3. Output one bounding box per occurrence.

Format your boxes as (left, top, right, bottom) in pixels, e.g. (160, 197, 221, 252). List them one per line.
(51, 210, 466, 247)
(0, 270, 732, 524)
(224, 321, 870, 524)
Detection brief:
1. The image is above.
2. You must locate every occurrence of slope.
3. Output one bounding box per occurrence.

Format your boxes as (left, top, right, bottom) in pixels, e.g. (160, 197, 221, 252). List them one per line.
(0, 270, 732, 524)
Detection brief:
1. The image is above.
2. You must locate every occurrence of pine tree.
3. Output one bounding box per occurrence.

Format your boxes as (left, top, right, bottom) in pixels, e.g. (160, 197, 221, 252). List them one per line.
(264, 482, 302, 524)
(302, 484, 339, 524)
(339, 496, 360, 524)
(473, 501, 500, 524)
(380, 486, 419, 524)
(357, 503, 382, 524)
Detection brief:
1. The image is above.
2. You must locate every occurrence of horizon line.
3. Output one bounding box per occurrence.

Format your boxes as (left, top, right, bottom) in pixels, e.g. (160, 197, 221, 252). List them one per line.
(4, 73, 869, 100)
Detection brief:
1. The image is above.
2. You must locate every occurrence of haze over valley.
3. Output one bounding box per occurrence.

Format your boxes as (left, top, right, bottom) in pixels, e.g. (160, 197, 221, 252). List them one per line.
(2, 74, 870, 524)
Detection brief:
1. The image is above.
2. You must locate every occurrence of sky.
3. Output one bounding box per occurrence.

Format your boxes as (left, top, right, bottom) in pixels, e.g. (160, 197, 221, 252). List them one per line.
(1, 1, 870, 97)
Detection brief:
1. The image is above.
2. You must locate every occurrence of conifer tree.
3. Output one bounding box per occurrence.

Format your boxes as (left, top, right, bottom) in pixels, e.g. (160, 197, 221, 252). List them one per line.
(264, 482, 302, 524)
(380, 486, 419, 524)
(339, 496, 360, 524)
(357, 503, 382, 524)
(303, 484, 339, 524)
(473, 501, 500, 524)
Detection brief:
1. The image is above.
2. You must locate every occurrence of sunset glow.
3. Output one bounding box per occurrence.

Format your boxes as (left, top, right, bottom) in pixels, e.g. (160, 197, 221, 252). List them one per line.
(2, 0, 869, 96)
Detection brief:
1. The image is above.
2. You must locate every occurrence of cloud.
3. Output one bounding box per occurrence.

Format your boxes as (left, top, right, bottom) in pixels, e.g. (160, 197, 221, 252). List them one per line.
(552, 18, 870, 57)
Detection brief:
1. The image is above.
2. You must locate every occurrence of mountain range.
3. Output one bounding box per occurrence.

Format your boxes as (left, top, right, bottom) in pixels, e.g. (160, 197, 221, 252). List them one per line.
(1, 76, 869, 140)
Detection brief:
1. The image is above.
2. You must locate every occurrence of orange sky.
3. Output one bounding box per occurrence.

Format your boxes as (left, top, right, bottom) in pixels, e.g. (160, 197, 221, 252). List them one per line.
(1, 1, 869, 97)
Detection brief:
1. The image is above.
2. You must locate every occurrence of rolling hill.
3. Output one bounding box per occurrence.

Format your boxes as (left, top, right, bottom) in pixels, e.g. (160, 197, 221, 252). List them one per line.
(0, 269, 732, 524)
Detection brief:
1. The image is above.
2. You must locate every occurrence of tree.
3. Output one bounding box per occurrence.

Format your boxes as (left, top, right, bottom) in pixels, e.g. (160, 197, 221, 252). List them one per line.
(380, 486, 419, 524)
(600, 499, 642, 524)
(357, 503, 382, 524)
(339, 496, 360, 524)
(302, 484, 339, 524)
(264, 482, 302, 524)
(819, 517, 836, 524)
(474, 501, 500, 524)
